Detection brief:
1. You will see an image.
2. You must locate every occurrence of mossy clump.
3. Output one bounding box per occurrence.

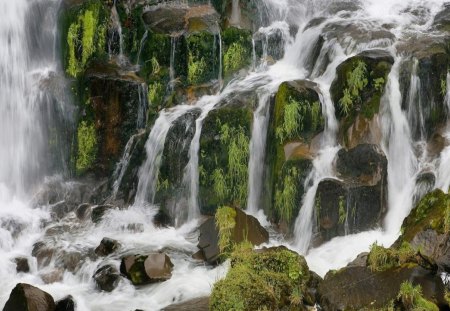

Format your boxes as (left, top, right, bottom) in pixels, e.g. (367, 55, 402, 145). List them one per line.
(199, 108, 252, 214)
(61, 0, 109, 78)
(399, 189, 450, 243)
(367, 242, 416, 272)
(397, 281, 439, 311)
(210, 246, 313, 311)
(330, 52, 393, 137)
(222, 27, 253, 77)
(186, 32, 219, 85)
(76, 120, 97, 174)
(215, 206, 237, 255)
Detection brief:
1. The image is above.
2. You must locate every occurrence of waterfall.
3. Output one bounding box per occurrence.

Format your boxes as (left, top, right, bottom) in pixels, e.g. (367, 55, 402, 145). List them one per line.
(406, 59, 426, 140)
(136, 30, 148, 65)
(109, 0, 124, 62)
(169, 36, 177, 92)
(247, 92, 271, 214)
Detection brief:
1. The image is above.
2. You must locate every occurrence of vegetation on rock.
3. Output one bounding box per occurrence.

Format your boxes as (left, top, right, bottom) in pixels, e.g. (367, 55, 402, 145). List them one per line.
(367, 242, 416, 272)
(76, 121, 97, 174)
(397, 281, 439, 311)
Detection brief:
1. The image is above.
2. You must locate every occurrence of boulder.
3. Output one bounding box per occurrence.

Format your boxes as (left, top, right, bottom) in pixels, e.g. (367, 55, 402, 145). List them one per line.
(55, 296, 75, 311)
(162, 297, 209, 311)
(93, 264, 121, 292)
(40, 269, 64, 284)
(197, 207, 269, 264)
(94, 238, 121, 257)
(32, 242, 54, 268)
(319, 265, 446, 310)
(120, 253, 174, 285)
(3, 283, 55, 311)
(91, 205, 115, 223)
(142, 5, 188, 35)
(15, 257, 30, 273)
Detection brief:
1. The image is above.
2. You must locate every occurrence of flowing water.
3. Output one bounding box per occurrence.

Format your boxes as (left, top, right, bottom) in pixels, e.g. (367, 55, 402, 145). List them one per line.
(3, 0, 450, 309)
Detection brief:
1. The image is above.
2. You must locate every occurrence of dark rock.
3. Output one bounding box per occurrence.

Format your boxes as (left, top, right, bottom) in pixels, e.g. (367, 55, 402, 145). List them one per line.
(32, 241, 54, 268)
(55, 251, 83, 273)
(142, 5, 188, 35)
(197, 207, 269, 264)
(15, 257, 30, 273)
(91, 205, 115, 223)
(346, 252, 369, 268)
(93, 265, 121, 292)
(433, 4, 450, 31)
(120, 253, 174, 285)
(55, 295, 75, 311)
(3, 283, 55, 311)
(75, 203, 91, 221)
(95, 238, 121, 257)
(410, 230, 450, 273)
(319, 265, 446, 310)
(162, 297, 209, 311)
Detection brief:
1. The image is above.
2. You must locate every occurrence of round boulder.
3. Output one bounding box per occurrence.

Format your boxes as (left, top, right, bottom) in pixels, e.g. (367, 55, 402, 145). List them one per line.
(3, 283, 55, 311)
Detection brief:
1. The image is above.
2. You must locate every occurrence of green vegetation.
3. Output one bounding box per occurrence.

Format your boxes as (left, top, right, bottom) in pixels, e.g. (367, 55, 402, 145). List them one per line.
(441, 75, 448, 97)
(210, 246, 311, 311)
(367, 242, 415, 272)
(148, 82, 164, 107)
(224, 42, 247, 75)
(397, 281, 439, 311)
(186, 32, 218, 85)
(339, 61, 368, 116)
(374, 77, 386, 92)
(76, 121, 97, 174)
(215, 206, 237, 254)
(188, 53, 207, 85)
(275, 167, 299, 222)
(222, 27, 253, 78)
(338, 196, 346, 225)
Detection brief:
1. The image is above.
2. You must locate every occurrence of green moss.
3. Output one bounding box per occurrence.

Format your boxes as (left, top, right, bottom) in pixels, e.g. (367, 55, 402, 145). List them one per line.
(215, 206, 237, 254)
(397, 281, 439, 311)
(210, 246, 311, 310)
(186, 32, 219, 85)
(224, 42, 247, 75)
(275, 166, 299, 222)
(338, 196, 346, 224)
(188, 53, 208, 85)
(367, 242, 416, 272)
(76, 121, 97, 174)
(339, 61, 368, 116)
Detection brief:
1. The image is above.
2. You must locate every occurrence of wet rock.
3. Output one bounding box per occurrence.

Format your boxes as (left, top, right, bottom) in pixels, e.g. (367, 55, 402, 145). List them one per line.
(120, 253, 174, 285)
(56, 251, 83, 273)
(55, 295, 76, 311)
(162, 297, 209, 311)
(32, 241, 54, 268)
(93, 264, 121, 292)
(91, 205, 115, 223)
(40, 268, 64, 284)
(319, 265, 447, 310)
(15, 257, 30, 273)
(142, 5, 188, 35)
(186, 5, 220, 34)
(197, 207, 269, 264)
(433, 3, 450, 31)
(410, 230, 450, 273)
(95, 238, 121, 257)
(75, 203, 91, 221)
(413, 171, 436, 206)
(1, 218, 26, 239)
(3, 283, 55, 311)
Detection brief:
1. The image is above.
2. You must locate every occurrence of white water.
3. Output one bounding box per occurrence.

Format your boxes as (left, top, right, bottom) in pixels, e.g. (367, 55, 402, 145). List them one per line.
(109, 0, 124, 62)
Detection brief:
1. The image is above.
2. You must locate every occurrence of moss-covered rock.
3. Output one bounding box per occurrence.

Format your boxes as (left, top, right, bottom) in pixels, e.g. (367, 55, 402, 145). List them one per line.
(60, 0, 109, 78)
(210, 246, 319, 310)
(199, 107, 252, 214)
(120, 253, 174, 286)
(186, 31, 220, 85)
(330, 50, 393, 148)
(265, 80, 322, 227)
(222, 27, 253, 78)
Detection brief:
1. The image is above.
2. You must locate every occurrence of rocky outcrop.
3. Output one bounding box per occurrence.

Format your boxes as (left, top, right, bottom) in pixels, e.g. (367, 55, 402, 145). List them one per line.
(93, 264, 121, 292)
(120, 253, 174, 285)
(3, 283, 55, 311)
(315, 144, 387, 242)
(55, 296, 75, 311)
(197, 207, 269, 264)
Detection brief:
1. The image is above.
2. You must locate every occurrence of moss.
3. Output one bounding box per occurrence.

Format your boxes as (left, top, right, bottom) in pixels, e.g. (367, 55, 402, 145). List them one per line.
(210, 246, 311, 311)
(338, 196, 346, 225)
(76, 121, 97, 174)
(338, 61, 368, 116)
(397, 281, 439, 311)
(199, 108, 252, 214)
(399, 189, 450, 242)
(186, 31, 219, 85)
(117, 4, 147, 62)
(222, 27, 252, 78)
(215, 206, 237, 254)
(367, 242, 416, 272)
(274, 166, 299, 222)
(188, 53, 208, 85)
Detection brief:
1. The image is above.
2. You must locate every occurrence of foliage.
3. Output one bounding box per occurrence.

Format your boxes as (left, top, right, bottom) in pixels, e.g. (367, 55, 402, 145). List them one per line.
(187, 53, 207, 85)
(148, 82, 164, 107)
(374, 77, 386, 92)
(367, 242, 415, 272)
(210, 246, 310, 311)
(76, 121, 97, 174)
(339, 61, 368, 116)
(224, 42, 247, 75)
(397, 281, 439, 311)
(275, 167, 299, 222)
(338, 196, 346, 224)
(215, 206, 237, 254)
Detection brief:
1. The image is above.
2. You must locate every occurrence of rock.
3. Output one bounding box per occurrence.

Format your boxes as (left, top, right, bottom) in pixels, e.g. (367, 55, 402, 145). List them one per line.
(32, 241, 54, 268)
(40, 269, 64, 284)
(197, 207, 269, 264)
(3, 283, 55, 311)
(120, 253, 174, 285)
(330, 50, 394, 148)
(186, 5, 220, 34)
(95, 238, 121, 257)
(162, 297, 209, 311)
(142, 5, 188, 35)
(319, 265, 446, 310)
(410, 230, 450, 273)
(433, 3, 450, 31)
(55, 295, 75, 311)
(93, 264, 121, 292)
(15, 257, 30, 273)
(346, 252, 369, 268)
(55, 251, 83, 273)
(75, 203, 91, 221)
(91, 205, 115, 223)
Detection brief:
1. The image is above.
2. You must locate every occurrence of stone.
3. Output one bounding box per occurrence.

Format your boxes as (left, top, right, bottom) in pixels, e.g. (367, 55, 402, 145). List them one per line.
(15, 257, 30, 273)
(55, 295, 75, 311)
(94, 238, 121, 257)
(40, 269, 64, 284)
(91, 205, 115, 223)
(32, 242, 54, 268)
(3, 283, 55, 311)
(120, 253, 174, 285)
(319, 265, 447, 310)
(197, 207, 269, 264)
(142, 5, 188, 35)
(93, 264, 121, 292)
